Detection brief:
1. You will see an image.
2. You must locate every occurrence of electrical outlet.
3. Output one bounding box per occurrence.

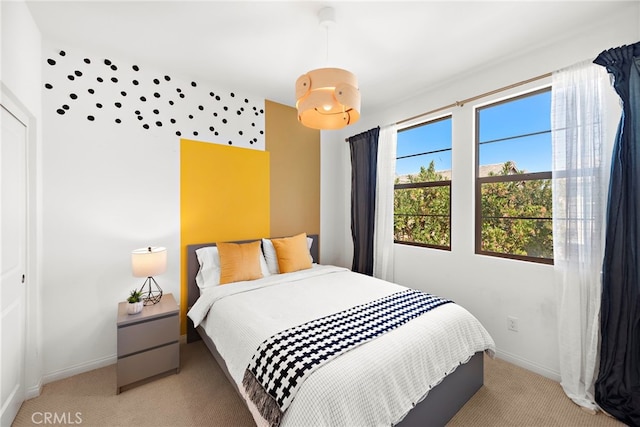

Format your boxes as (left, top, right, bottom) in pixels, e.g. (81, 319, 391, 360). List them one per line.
(507, 316, 519, 332)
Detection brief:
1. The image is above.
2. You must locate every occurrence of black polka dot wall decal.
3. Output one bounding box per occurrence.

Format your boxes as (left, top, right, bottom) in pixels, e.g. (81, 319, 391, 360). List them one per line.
(47, 49, 266, 146)
(228, 141, 232, 145)
(59, 50, 66, 56)
(260, 109, 264, 114)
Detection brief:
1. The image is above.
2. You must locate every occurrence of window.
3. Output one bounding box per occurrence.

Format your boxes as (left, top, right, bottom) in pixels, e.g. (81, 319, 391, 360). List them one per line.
(394, 116, 452, 249)
(475, 88, 553, 264)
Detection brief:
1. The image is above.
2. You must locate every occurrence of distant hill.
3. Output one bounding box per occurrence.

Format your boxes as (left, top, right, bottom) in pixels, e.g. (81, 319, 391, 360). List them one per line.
(395, 162, 519, 183)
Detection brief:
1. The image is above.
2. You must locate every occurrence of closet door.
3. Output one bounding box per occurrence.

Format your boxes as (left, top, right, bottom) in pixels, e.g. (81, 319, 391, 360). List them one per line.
(0, 103, 27, 426)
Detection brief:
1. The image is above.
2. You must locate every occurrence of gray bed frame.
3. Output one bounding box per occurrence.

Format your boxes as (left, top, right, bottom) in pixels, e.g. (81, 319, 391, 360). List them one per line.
(185, 235, 484, 426)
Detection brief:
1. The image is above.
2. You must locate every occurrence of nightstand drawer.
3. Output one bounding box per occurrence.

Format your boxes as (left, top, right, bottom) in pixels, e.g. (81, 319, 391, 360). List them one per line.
(117, 342, 179, 389)
(118, 314, 178, 357)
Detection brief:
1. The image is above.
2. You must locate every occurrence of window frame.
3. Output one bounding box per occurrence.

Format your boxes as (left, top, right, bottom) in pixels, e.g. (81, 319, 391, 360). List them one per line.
(394, 115, 452, 251)
(474, 87, 554, 265)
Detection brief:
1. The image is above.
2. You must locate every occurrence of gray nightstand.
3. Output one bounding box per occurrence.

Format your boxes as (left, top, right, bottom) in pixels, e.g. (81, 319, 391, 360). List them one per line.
(116, 293, 180, 393)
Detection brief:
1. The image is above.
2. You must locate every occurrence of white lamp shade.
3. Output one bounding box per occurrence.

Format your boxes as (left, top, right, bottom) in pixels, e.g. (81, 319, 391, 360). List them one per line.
(131, 246, 167, 278)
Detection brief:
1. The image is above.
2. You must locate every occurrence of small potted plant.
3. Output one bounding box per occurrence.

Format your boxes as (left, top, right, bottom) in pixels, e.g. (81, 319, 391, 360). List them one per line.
(127, 289, 144, 315)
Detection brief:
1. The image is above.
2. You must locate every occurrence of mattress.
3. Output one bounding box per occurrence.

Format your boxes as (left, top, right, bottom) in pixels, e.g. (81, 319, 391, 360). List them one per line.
(188, 264, 495, 426)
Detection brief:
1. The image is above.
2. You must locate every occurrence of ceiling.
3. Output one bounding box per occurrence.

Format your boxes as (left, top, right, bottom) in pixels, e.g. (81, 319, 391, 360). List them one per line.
(25, 1, 632, 116)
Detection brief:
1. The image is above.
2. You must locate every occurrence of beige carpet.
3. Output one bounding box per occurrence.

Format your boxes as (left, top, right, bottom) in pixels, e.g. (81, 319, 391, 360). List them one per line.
(13, 341, 623, 427)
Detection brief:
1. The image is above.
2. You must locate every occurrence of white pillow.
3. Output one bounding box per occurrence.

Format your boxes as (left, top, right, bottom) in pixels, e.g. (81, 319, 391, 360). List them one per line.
(262, 236, 314, 274)
(195, 244, 270, 292)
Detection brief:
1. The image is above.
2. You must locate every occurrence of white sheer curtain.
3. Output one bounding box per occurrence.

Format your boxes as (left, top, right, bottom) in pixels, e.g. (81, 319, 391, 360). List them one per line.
(551, 60, 613, 412)
(373, 124, 397, 281)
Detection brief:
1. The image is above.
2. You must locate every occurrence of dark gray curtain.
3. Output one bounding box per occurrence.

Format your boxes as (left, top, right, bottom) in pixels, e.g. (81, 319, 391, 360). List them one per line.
(348, 127, 380, 275)
(593, 41, 640, 425)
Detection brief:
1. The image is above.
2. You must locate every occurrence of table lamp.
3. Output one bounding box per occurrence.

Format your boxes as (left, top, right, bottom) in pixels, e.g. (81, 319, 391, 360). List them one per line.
(131, 246, 167, 305)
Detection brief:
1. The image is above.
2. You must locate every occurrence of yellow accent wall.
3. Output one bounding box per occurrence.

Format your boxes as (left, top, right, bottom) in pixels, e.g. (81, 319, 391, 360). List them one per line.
(265, 100, 320, 238)
(179, 139, 270, 332)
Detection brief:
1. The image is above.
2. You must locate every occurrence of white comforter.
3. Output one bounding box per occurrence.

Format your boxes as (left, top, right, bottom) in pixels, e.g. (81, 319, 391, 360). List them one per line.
(188, 265, 495, 426)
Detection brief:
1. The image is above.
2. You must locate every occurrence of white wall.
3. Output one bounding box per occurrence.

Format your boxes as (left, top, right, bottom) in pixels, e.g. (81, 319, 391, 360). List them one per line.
(321, 3, 639, 380)
(39, 40, 266, 382)
(1, 0, 44, 397)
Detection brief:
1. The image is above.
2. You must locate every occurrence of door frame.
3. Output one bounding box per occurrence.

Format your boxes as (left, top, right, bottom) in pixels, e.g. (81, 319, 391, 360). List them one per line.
(1, 82, 42, 399)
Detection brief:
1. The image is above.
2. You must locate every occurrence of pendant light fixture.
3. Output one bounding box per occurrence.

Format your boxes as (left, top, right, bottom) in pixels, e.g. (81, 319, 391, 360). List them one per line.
(295, 7, 360, 130)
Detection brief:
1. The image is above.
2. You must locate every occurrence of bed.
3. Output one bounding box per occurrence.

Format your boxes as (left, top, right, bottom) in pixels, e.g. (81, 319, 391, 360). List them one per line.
(186, 234, 495, 426)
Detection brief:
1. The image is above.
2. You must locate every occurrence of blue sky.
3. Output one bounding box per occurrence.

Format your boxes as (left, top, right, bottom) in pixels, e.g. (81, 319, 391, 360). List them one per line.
(396, 90, 551, 176)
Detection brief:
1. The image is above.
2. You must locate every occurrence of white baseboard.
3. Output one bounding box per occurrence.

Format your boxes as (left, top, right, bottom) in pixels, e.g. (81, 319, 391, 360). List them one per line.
(25, 379, 43, 400)
(495, 349, 561, 382)
(42, 354, 116, 385)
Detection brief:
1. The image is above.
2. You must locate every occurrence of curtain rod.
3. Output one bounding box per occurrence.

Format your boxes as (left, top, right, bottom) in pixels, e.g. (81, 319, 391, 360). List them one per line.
(345, 71, 552, 142)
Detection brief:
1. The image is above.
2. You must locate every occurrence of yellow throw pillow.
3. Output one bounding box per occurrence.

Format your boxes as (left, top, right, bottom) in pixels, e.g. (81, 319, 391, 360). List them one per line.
(217, 241, 263, 285)
(271, 233, 312, 274)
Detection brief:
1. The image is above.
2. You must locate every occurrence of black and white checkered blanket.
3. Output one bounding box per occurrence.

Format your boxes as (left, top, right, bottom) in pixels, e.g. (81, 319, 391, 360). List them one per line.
(241, 288, 452, 426)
